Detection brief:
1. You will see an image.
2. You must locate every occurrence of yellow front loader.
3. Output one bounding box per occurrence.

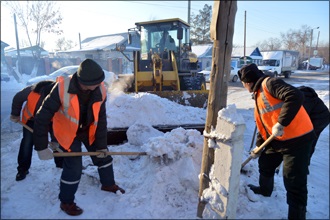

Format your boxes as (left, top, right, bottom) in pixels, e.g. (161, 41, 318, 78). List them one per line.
(117, 18, 209, 108)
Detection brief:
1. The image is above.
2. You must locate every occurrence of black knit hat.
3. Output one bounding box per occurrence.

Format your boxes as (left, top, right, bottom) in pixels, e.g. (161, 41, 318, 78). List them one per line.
(238, 63, 264, 83)
(77, 59, 105, 85)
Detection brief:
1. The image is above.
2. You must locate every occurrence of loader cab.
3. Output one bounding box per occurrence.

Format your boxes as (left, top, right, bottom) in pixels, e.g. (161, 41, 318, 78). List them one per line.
(133, 18, 192, 65)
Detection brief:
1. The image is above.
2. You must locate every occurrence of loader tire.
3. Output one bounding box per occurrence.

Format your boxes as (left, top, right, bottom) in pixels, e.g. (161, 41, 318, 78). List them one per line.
(192, 75, 206, 90)
(180, 76, 193, 90)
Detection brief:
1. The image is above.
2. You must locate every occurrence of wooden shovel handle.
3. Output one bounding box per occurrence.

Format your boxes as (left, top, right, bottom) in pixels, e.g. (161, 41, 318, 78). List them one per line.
(18, 121, 147, 157)
(53, 151, 147, 157)
(18, 121, 34, 133)
(241, 134, 275, 169)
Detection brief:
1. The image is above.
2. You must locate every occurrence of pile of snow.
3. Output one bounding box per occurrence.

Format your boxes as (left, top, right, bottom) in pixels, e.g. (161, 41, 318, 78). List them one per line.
(107, 91, 206, 128)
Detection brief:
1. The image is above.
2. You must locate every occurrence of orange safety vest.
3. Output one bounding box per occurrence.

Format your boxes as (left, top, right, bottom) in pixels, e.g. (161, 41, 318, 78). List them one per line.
(254, 78, 313, 141)
(21, 91, 40, 124)
(53, 76, 107, 151)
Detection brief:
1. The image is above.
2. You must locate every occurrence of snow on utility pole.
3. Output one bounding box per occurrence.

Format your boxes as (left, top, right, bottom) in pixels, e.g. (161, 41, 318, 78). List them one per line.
(197, 0, 237, 218)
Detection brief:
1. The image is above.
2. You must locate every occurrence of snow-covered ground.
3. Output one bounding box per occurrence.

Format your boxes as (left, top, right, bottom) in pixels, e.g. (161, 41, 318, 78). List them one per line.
(1, 70, 329, 219)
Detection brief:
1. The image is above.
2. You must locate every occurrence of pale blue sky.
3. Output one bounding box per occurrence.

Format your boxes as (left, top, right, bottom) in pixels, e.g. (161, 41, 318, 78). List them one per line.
(1, 1, 329, 51)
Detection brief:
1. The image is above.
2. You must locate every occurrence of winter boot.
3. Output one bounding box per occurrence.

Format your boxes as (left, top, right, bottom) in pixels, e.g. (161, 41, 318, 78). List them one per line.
(60, 202, 83, 216)
(101, 184, 126, 194)
(247, 175, 274, 197)
(16, 170, 29, 181)
(288, 205, 306, 219)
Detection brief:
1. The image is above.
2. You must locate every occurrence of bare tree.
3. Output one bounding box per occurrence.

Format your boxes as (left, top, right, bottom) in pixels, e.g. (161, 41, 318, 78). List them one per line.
(4, 1, 63, 53)
(55, 37, 76, 51)
(4, 1, 63, 76)
(255, 38, 282, 51)
(255, 25, 329, 64)
(280, 25, 311, 60)
(292, 25, 310, 60)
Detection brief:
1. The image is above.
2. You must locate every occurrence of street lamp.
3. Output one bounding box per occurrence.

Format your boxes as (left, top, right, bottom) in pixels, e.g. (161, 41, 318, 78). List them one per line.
(308, 27, 319, 69)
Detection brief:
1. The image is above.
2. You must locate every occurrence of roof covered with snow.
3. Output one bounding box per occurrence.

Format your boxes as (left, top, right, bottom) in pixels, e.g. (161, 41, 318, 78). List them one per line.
(191, 44, 213, 58)
(58, 32, 141, 54)
(64, 33, 127, 52)
(231, 47, 262, 59)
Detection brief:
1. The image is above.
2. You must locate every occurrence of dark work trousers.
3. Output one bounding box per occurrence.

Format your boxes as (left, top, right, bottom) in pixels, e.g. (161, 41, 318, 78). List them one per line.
(17, 120, 63, 172)
(17, 120, 35, 172)
(258, 140, 313, 208)
(58, 138, 115, 204)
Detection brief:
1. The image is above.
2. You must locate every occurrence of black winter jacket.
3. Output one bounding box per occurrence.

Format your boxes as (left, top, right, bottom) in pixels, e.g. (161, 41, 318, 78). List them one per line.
(298, 86, 330, 136)
(11, 80, 56, 119)
(33, 74, 108, 151)
(253, 76, 316, 152)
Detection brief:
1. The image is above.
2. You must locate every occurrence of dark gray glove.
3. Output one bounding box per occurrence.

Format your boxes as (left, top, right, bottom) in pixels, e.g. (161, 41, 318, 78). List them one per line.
(37, 148, 54, 160)
(96, 149, 108, 158)
(10, 115, 20, 123)
(48, 142, 63, 152)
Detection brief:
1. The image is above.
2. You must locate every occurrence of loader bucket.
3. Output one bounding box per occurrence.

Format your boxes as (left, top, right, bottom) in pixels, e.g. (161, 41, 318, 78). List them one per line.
(107, 124, 205, 145)
(148, 90, 209, 108)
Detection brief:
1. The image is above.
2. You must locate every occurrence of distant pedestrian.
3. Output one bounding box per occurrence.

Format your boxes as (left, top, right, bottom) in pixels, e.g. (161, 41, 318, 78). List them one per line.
(10, 80, 63, 181)
(33, 59, 125, 216)
(238, 63, 316, 219)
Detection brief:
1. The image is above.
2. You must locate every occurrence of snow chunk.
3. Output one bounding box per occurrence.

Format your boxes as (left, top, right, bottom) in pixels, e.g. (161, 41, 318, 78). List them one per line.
(218, 104, 245, 125)
(141, 127, 201, 160)
(126, 122, 164, 146)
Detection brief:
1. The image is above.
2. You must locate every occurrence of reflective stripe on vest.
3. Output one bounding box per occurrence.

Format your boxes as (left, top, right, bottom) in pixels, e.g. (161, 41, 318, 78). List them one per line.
(21, 92, 40, 124)
(255, 78, 313, 141)
(53, 76, 107, 151)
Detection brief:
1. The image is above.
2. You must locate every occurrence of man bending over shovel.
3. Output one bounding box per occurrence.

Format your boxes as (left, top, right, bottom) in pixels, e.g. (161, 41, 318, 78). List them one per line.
(238, 63, 316, 220)
(33, 59, 125, 216)
(10, 80, 63, 181)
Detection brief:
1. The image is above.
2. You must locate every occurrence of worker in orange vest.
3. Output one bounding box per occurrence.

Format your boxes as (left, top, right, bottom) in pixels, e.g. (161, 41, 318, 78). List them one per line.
(238, 63, 316, 220)
(10, 80, 63, 181)
(33, 59, 124, 216)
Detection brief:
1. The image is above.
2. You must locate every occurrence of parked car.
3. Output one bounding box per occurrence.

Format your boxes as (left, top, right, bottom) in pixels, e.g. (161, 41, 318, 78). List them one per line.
(198, 66, 211, 82)
(198, 66, 239, 83)
(1, 72, 10, 82)
(230, 66, 239, 82)
(26, 65, 117, 89)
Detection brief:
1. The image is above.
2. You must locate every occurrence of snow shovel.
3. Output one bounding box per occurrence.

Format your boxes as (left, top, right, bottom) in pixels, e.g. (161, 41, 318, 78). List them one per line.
(18, 121, 34, 133)
(249, 125, 258, 152)
(17, 121, 147, 157)
(241, 134, 275, 171)
(53, 151, 147, 157)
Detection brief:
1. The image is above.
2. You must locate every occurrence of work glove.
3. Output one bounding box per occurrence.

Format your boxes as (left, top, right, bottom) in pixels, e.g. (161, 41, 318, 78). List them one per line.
(48, 142, 63, 152)
(10, 115, 20, 123)
(37, 148, 54, 160)
(272, 122, 284, 137)
(96, 149, 108, 158)
(250, 147, 262, 159)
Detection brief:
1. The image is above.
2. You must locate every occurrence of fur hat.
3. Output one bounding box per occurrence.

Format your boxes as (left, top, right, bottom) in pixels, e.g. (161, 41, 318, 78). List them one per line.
(77, 59, 105, 85)
(238, 63, 264, 83)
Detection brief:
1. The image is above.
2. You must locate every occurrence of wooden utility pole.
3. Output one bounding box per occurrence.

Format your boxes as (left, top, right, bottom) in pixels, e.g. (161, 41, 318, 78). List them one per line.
(197, 0, 237, 218)
(244, 10, 247, 64)
(188, 0, 191, 24)
(14, 14, 22, 74)
(79, 33, 82, 49)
